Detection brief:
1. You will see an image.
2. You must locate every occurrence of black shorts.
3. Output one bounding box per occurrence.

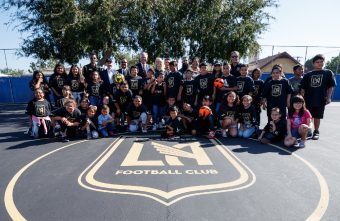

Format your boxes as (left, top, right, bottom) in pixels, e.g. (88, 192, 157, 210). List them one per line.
(306, 106, 325, 119)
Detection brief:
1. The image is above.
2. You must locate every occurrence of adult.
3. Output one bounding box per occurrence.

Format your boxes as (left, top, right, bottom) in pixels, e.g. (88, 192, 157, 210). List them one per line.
(164, 57, 171, 75)
(230, 51, 242, 77)
(136, 52, 150, 78)
(178, 56, 189, 76)
(100, 58, 115, 92)
(190, 57, 200, 78)
(82, 53, 103, 83)
(154, 57, 164, 78)
(116, 58, 129, 77)
(300, 54, 337, 140)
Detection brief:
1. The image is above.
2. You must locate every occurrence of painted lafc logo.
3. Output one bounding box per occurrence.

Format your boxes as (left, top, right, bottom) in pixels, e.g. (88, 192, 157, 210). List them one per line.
(311, 75, 323, 87)
(79, 137, 255, 205)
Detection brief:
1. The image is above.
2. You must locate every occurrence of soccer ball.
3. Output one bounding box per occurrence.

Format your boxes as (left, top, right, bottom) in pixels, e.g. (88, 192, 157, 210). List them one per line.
(199, 106, 212, 118)
(214, 78, 224, 89)
(114, 74, 125, 84)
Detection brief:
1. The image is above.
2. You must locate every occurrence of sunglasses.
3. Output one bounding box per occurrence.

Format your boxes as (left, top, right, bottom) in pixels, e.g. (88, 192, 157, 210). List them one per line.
(231, 56, 238, 58)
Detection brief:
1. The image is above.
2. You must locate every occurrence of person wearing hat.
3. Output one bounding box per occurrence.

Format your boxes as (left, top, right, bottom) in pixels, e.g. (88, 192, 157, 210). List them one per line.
(212, 62, 223, 78)
(195, 62, 215, 106)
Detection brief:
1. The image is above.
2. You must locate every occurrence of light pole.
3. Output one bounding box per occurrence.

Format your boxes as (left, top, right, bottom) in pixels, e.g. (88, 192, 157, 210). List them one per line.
(336, 52, 340, 74)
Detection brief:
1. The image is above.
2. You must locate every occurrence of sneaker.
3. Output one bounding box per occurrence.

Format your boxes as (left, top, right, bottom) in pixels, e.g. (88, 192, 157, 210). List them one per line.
(293, 140, 300, 148)
(312, 130, 319, 140)
(87, 132, 91, 140)
(221, 129, 227, 138)
(61, 136, 69, 142)
(142, 128, 148, 133)
(299, 141, 306, 148)
(152, 123, 158, 131)
(207, 130, 215, 139)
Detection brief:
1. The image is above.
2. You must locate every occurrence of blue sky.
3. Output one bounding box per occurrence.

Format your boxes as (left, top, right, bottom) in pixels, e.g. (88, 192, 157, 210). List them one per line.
(0, 0, 340, 72)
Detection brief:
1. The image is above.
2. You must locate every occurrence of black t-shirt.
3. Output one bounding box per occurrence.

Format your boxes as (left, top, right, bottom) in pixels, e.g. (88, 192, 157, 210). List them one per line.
(253, 79, 265, 106)
(52, 107, 82, 123)
(165, 71, 183, 98)
(152, 83, 166, 105)
(125, 103, 149, 120)
(195, 73, 215, 97)
(180, 79, 197, 106)
(108, 82, 119, 97)
(263, 119, 286, 138)
(113, 89, 133, 111)
(165, 116, 184, 135)
(217, 75, 237, 102)
(181, 108, 198, 121)
(87, 81, 103, 97)
(29, 79, 50, 94)
(238, 105, 257, 126)
(236, 76, 255, 98)
(262, 78, 293, 109)
(49, 73, 69, 95)
(68, 75, 85, 92)
(230, 63, 242, 77)
(79, 114, 98, 131)
(26, 99, 52, 117)
(125, 75, 143, 96)
(82, 64, 103, 83)
(300, 69, 337, 107)
(218, 104, 239, 121)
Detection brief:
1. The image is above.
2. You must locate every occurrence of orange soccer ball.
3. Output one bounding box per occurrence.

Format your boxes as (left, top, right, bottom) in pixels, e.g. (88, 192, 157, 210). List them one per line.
(199, 106, 212, 118)
(214, 78, 224, 89)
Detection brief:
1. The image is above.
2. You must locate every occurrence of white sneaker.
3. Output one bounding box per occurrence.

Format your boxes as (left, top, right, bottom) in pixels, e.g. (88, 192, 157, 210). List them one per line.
(152, 123, 157, 131)
(222, 130, 227, 138)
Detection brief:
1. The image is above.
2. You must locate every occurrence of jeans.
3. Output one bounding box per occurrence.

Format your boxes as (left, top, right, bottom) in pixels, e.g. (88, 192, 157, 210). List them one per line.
(238, 126, 256, 138)
(89, 96, 101, 106)
(152, 105, 166, 124)
(72, 92, 83, 105)
(99, 122, 115, 137)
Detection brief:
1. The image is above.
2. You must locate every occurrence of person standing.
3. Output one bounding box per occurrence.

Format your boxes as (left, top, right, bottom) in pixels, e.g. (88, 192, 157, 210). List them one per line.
(100, 58, 115, 94)
(116, 58, 129, 77)
(300, 54, 337, 140)
(230, 51, 242, 77)
(136, 52, 150, 78)
(49, 63, 69, 106)
(83, 53, 103, 83)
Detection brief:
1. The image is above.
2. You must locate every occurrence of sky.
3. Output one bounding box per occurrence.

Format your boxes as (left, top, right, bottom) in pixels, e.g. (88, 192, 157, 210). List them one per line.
(0, 0, 340, 72)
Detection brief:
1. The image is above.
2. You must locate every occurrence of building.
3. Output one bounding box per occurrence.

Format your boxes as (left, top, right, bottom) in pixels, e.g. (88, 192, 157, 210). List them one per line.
(248, 51, 301, 74)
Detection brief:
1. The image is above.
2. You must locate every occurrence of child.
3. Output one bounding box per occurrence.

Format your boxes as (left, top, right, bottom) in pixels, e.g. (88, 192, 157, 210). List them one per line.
(108, 72, 125, 101)
(212, 62, 223, 78)
(165, 61, 183, 100)
(218, 91, 239, 138)
(258, 107, 286, 144)
(163, 96, 178, 123)
(143, 68, 156, 111)
(51, 99, 81, 142)
(177, 69, 198, 108)
(86, 71, 104, 106)
(79, 105, 99, 139)
(251, 68, 264, 124)
(300, 54, 336, 140)
(125, 66, 143, 97)
(151, 72, 167, 131)
(284, 95, 313, 148)
(125, 95, 151, 133)
(98, 105, 115, 137)
(195, 62, 215, 105)
(178, 102, 198, 135)
(238, 95, 257, 138)
(162, 106, 184, 138)
(29, 70, 50, 101)
(26, 88, 53, 138)
(113, 82, 133, 128)
(78, 98, 90, 116)
(68, 64, 86, 105)
(289, 64, 304, 96)
(215, 63, 238, 113)
(236, 64, 255, 99)
(56, 85, 73, 108)
(262, 66, 293, 121)
(194, 96, 216, 139)
(49, 63, 69, 106)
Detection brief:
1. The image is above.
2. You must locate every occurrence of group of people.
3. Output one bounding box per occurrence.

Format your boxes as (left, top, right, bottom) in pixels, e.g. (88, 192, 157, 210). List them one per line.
(26, 51, 336, 148)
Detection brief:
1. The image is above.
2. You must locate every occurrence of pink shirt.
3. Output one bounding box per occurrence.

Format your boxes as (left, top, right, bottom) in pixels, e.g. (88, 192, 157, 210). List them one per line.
(289, 110, 312, 129)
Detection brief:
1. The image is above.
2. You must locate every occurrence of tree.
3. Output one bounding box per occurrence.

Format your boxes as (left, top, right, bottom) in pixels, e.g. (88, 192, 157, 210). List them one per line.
(304, 58, 314, 73)
(325, 56, 340, 74)
(2, 0, 278, 65)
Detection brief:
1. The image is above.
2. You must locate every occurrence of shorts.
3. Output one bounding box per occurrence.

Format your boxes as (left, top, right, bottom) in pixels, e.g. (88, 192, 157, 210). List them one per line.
(306, 106, 325, 119)
(291, 127, 313, 138)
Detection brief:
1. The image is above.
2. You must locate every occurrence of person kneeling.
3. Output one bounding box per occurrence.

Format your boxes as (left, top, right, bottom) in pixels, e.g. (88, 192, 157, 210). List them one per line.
(258, 107, 286, 144)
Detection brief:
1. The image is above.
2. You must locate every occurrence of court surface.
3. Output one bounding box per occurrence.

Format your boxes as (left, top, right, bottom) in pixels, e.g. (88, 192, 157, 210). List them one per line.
(0, 103, 340, 221)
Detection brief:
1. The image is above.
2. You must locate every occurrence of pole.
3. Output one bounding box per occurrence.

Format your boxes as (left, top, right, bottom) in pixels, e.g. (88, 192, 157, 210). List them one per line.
(304, 46, 308, 64)
(3, 49, 9, 72)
